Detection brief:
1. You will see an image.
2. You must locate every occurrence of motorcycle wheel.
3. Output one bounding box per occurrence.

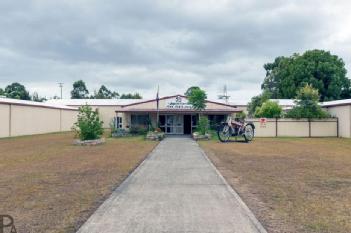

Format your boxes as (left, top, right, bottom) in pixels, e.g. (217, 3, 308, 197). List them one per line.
(218, 125, 231, 142)
(243, 125, 254, 142)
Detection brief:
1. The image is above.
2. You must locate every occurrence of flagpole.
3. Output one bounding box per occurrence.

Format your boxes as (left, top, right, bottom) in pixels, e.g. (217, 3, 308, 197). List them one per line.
(156, 85, 160, 129)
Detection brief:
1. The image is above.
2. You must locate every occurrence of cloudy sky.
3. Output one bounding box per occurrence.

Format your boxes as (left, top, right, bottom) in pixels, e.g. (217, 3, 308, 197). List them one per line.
(0, 0, 350, 102)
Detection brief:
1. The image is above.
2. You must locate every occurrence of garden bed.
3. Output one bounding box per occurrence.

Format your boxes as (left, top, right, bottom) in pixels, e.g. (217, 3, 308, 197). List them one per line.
(73, 138, 105, 146)
(192, 132, 211, 140)
(145, 131, 165, 141)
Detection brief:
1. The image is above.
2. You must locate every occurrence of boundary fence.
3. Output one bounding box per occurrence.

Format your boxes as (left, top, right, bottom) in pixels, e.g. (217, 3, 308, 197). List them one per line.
(247, 118, 338, 137)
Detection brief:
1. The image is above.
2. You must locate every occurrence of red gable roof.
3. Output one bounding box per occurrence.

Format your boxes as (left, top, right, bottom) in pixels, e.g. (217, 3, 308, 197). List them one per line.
(120, 94, 238, 108)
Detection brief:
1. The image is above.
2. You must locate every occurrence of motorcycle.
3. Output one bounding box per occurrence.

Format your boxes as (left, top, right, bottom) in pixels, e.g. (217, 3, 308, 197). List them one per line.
(217, 116, 255, 142)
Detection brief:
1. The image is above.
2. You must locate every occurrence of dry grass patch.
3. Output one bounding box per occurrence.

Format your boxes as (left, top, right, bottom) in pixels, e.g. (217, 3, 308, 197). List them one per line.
(0, 132, 157, 233)
(200, 138, 351, 233)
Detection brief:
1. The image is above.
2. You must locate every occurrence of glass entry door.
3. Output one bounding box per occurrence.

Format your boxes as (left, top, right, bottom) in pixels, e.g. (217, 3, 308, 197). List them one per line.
(165, 115, 184, 134)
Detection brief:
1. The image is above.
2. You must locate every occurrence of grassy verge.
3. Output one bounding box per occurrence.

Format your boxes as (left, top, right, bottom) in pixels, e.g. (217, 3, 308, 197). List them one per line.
(199, 137, 351, 233)
(0, 132, 157, 233)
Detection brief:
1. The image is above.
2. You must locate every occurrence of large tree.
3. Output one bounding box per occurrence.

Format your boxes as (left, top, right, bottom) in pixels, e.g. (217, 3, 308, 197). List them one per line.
(262, 50, 351, 101)
(0, 88, 4, 96)
(71, 80, 89, 99)
(120, 93, 142, 99)
(93, 85, 119, 99)
(4, 82, 31, 100)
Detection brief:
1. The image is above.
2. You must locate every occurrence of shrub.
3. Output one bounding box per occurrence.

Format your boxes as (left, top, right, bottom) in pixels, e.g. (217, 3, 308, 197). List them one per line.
(73, 105, 104, 140)
(109, 118, 117, 136)
(129, 126, 148, 135)
(111, 128, 128, 137)
(254, 100, 282, 118)
(110, 118, 130, 137)
(247, 91, 272, 117)
(235, 111, 247, 120)
(209, 122, 219, 130)
(286, 106, 330, 119)
(197, 116, 209, 135)
(286, 84, 330, 119)
(146, 118, 155, 132)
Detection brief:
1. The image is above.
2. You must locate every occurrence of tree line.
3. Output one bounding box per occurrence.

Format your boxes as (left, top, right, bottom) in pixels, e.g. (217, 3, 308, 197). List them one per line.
(0, 80, 142, 101)
(70, 80, 142, 99)
(0, 82, 45, 102)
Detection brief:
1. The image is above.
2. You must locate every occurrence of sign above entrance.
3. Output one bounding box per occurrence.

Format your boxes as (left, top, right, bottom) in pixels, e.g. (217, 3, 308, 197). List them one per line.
(165, 95, 193, 109)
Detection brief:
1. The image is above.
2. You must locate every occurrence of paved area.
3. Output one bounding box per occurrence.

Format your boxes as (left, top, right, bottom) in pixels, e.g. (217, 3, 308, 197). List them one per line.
(77, 137, 266, 233)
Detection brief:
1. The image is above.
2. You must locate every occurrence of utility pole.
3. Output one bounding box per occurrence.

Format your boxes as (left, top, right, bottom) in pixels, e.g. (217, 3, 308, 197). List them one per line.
(58, 83, 63, 99)
(218, 85, 230, 104)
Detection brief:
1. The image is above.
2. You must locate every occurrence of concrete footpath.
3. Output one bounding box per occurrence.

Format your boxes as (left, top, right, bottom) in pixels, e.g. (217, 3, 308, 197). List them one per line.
(77, 137, 267, 233)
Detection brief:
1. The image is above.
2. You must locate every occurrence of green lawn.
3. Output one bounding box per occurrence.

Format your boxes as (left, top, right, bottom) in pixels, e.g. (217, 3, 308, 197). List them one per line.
(200, 137, 351, 233)
(0, 132, 157, 233)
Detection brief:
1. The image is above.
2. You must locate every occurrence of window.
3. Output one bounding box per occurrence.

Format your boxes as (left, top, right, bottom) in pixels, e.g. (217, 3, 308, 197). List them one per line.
(159, 115, 166, 132)
(191, 115, 198, 127)
(116, 117, 123, 128)
(191, 114, 198, 132)
(131, 114, 149, 128)
(113, 117, 123, 129)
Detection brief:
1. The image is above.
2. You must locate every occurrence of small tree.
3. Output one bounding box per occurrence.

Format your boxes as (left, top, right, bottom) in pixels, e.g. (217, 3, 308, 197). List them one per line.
(184, 86, 201, 96)
(32, 92, 47, 102)
(186, 87, 208, 135)
(73, 105, 104, 140)
(187, 88, 207, 111)
(247, 90, 272, 117)
(286, 84, 330, 119)
(254, 100, 282, 118)
(197, 116, 209, 135)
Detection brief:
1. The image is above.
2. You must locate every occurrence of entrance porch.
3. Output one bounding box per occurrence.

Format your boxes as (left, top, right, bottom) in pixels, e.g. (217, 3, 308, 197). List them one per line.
(158, 114, 197, 135)
(116, 110, 233, 135)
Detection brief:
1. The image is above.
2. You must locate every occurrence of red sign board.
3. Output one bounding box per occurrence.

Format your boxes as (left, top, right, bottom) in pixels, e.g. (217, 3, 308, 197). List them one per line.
(259, 118, 267, 128)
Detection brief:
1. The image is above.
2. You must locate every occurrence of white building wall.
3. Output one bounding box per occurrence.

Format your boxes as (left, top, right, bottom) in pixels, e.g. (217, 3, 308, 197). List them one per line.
(324, 105, 351, 138)
(0, 103, 78, 138)
(61, 110, 78, 131)
(71, 105, 118, 128)
(11, 105, 59, 136)
(0, 104, 10, 137)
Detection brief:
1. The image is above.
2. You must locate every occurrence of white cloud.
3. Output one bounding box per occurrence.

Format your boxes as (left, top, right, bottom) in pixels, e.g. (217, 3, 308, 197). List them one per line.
(0, 0, 350, 101)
